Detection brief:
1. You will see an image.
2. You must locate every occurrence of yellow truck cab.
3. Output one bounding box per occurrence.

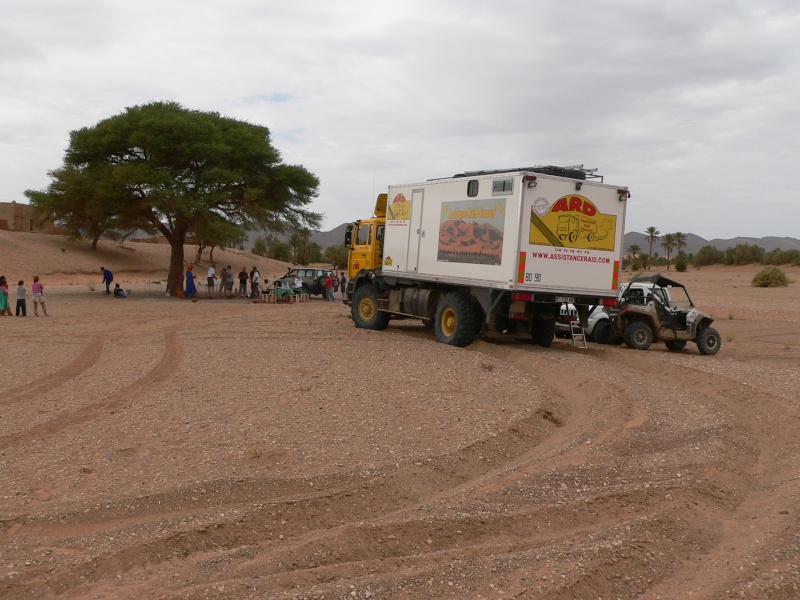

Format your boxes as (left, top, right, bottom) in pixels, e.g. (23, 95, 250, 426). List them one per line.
(344, 193, 386, 285)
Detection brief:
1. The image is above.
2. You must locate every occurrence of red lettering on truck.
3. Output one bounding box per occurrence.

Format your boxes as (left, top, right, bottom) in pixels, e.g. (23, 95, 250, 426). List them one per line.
(551, 195, 597, 217)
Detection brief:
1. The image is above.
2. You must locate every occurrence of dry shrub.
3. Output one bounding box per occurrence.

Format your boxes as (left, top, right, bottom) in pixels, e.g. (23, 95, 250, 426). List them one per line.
(752, 266, 788, 288)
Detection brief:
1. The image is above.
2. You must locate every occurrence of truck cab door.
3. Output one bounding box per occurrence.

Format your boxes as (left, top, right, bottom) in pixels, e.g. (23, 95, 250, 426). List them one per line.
(349, 222, 376, 275)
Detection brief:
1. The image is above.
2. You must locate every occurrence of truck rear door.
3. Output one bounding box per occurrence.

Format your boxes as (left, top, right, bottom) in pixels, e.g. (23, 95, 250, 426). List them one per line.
(517, 176, 626, 297)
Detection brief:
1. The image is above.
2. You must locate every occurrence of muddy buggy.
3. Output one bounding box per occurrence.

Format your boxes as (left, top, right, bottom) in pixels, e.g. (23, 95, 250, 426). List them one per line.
(605, 274, 721, 355)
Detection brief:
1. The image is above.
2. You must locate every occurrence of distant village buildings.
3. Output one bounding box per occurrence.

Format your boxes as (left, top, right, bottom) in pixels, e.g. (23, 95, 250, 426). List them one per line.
(0, 201, 55, 233)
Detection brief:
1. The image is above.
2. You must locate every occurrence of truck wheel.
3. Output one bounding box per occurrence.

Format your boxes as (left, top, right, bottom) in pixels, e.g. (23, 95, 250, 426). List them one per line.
(591, 319, 611, 344)
(665, 340, 687, 352)
(623, 321, 653, 350)
(569, 231, 578, 243)
(532, 318, 556, 347)
(435, 292, 478, 347)
(696, 327, 722, 355)
(352, 285, 390, 330)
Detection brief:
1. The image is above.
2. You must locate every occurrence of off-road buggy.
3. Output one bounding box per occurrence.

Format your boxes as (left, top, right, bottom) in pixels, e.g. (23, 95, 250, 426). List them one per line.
(604, 274, 721, 355)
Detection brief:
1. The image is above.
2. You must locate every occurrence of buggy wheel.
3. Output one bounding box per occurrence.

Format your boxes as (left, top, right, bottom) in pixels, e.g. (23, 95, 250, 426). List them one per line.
(696, 327, 722, 355)
(591, 319, 611, 344)
(623, 321, 653, 350)
(665, 340, 687, 352)
(435, 292, 478, 347)
(352, 285, 390, 330)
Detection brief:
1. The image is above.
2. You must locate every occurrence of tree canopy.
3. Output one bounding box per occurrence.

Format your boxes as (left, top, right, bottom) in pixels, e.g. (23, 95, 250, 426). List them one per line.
(26, 101, 321, 293)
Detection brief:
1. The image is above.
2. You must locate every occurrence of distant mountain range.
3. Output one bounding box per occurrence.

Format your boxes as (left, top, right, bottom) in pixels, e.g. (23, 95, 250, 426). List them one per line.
(622, 232, 800, 256)
(249, 224, 800, 257)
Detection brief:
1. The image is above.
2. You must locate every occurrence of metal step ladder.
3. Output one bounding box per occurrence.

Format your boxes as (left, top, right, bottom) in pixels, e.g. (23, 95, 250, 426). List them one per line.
(570, 321, 588, 348)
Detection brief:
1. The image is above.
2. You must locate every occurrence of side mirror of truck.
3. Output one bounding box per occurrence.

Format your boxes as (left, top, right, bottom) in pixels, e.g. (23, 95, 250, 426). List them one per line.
(344, 225, 353, 246)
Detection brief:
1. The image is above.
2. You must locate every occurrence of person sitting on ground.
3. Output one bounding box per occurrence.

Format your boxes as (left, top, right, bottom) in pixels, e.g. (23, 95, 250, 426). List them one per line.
(293, 276, 303, 289)
(113, 283, 126, 298)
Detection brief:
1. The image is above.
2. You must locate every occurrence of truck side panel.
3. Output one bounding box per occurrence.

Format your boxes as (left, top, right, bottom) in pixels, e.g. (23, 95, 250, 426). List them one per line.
(382, 178, 522, 289)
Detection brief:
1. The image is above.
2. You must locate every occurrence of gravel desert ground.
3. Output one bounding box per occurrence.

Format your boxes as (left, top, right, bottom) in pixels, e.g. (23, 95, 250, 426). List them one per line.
(1, 231, 799, 599)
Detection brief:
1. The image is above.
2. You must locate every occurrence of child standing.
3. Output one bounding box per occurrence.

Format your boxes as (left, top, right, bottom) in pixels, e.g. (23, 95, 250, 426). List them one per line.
(0, 275, 10, 316)
(16, 280, 27, 317)
(31, 275, 49, 317)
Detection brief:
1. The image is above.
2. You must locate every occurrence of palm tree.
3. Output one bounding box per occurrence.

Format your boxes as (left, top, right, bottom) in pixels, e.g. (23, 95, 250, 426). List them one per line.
(661, 233, 676, 270)
(644, 226, 660, 270)
(627, 244, 641, 270)
(673, 231, 687, 257)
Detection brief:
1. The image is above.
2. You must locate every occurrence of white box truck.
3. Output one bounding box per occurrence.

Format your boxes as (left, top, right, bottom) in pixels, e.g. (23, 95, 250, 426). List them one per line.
(344, 165, 629, 347)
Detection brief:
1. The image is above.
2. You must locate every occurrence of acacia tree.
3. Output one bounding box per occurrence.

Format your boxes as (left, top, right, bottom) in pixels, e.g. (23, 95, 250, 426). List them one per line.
(27, 101, 320, 293)
(192, 215, 243, 263)
(26, 163, 129, 249)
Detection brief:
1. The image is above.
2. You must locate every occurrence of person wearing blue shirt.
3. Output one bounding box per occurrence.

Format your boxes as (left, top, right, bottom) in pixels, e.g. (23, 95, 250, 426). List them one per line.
(101, 267, 114, 294)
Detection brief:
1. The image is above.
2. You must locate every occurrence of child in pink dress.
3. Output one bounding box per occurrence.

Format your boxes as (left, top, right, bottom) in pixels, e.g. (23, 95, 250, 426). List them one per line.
(31, 275, 49, 317)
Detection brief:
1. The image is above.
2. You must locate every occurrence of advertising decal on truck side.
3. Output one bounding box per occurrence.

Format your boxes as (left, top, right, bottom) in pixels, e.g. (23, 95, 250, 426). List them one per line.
(529, 194, 617, 252)
(387, 193, 412, 223)
(437, 198, 506, 266)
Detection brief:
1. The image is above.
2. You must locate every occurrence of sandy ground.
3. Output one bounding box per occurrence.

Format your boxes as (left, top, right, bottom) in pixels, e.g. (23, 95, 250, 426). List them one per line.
(1, 233, 799, 599)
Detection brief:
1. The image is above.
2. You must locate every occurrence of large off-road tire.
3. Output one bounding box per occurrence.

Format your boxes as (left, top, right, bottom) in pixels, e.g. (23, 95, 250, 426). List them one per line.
(591, 319, 611, 344)
(532, 318, 556, 348)
(696, 327, 722, 355)
(435, 292, 479, 347)
(624, 321, 653, 350)
(352, 285, 390, 330)
(665, 340, 687, 352)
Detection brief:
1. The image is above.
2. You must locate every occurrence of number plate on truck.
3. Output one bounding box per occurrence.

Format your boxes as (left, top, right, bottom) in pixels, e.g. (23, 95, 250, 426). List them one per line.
(555, 296, 575, 303)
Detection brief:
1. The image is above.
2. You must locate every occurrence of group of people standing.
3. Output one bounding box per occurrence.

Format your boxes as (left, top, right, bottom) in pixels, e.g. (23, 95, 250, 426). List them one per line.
(324, 272, 347, 301)
(184, 263, 266, 299)
(0, 275, 48, 317)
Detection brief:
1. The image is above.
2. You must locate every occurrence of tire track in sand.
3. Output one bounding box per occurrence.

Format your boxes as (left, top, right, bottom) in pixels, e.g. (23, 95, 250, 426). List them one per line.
(0, 326, 185, 451)
(0, 336, 105, 407)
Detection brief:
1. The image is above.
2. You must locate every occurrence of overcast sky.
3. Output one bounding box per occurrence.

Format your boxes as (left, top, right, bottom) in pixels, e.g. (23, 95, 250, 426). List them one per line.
(3, 0, 799, 239)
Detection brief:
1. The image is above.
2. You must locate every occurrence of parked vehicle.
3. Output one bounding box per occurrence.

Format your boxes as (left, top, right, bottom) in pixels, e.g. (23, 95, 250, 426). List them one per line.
(556, 281, 670, 342)
(272, 267, 332, 297)
(605, 274, 721, 354)
(344, 165, 629, 347)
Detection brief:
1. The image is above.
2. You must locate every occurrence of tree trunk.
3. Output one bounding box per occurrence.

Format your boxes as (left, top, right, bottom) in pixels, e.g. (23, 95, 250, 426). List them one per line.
(167, 239, 186, 295)
(91, 232, 101, 250)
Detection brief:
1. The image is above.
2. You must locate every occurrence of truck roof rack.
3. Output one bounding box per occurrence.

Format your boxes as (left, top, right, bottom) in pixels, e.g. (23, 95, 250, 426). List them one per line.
(445, 165, 603, 183)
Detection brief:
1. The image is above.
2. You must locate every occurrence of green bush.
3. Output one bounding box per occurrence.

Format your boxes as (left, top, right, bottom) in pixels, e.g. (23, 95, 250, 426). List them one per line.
(752, 266, 789, 288)
(694, 245, 725, 267)
(674, 255, 688, 272)
(251, 237, 267, 257)
(726, 243, 765, 265)
(762, 248, 800, 266)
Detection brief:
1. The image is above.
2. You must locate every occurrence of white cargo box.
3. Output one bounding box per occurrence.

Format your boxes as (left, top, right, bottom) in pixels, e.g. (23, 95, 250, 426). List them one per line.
(380, 169, 627, 298)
